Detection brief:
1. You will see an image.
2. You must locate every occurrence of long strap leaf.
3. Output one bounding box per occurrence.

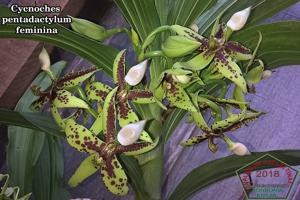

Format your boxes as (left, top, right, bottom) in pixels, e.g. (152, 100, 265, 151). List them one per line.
(168, 150, 300, 200)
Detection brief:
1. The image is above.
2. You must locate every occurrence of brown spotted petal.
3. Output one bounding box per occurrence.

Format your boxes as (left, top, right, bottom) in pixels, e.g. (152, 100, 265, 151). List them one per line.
(100, 155, 128, 196)
(57, 67, 98, 89)
(30, 95, 49, 111)
(65, 118, 104, 153)
(225, 41, 252, 61)
(52, 89, 90, 109)
(164, 75, 197, 112)
(127, 89, 155, 104)
(117, 138, 159, 156)
(85, 81, 112, 103)
(102, 87, 118, 143)
(113, 50, 126, 90)
(180, 134, 209, 147)
(214, 50, 247, 92)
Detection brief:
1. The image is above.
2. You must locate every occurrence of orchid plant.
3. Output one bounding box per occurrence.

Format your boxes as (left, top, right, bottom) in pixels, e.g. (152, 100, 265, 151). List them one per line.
(1, 1, 300, 200)
(27, 6, 266, 196)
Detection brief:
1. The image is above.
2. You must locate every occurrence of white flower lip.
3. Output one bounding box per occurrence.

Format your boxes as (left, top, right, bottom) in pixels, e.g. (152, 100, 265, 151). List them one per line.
(172, 74, 191, 84)
(39, 47, 51, 71)
(227, 7, 251, 31)
(125, 60, 148, 86)
(117, 120, 147, 146)
(230, 142, 250, 156)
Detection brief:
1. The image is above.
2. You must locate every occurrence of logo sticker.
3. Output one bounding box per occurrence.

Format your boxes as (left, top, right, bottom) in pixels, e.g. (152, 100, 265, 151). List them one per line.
(236, 154, 298, 199)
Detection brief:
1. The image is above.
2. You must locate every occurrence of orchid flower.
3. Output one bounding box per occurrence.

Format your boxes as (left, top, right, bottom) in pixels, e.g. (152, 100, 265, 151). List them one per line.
(181, 93, 263, 152)
(30, 53, 98, 129)
(66, 88, 158, 195)
(85, 49, 156, 143)
(163, 23, 253, 93)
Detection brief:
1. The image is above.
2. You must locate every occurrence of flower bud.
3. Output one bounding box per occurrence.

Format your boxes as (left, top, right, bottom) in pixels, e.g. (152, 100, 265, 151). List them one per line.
(117, 120, 147, 146)
(190, 24, 199, 32)
(162, 36, 201, 58)
(125, 60, 148, 86)
(131, 28, 140, 47)
(39, 47, 50, 71)
(224, 136, 250, 156)
(70, 16, 121, 41)
(230, 142, 250, 156)
(172, 74, 191, 84)
(227, 7, 251, 31)
(262, 70, 272, 80)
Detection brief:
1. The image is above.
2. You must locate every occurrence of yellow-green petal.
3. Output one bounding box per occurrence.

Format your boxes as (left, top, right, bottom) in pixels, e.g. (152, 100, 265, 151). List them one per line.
(113, 50, 126, 88)
(52, 90, 90, 109)
(215, 51, 247, 92)
(57, 67, 99, 89)
(65, 119, 104, 153)
(164, 76, 197, 112)
(68, 154, 101, 187)
(100, 155, 128, 196)
(85, 81, 112, 103)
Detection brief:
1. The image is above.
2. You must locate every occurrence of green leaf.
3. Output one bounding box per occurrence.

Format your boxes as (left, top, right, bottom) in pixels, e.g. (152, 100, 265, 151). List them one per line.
(232, 21, 300, 69)
(168, 150, 300, 200)
(162, 109, 186, 142)
(32, 136, 70, 200)
(120, 156, 151, 200)
(0, 109, 63, 137)
(168, 0, 218, 26)
(196, 0, 298, 35)
(0, 6, 117, 76)
(114, 0, 161, 40)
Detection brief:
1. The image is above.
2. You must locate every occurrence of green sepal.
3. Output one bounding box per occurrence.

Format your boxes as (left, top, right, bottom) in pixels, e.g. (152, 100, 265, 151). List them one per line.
(127, 89, 155, 104)
(65, 118, 104, 153)
(85, 81, 112, 103)
(212, 109, 246, 130)
(246, 60, 265, 84)
(233, 85, 246, 110)
(162, 36, 201, 58)
(181, 134, 209, 147)
(30, 95, 49, 111)
(190, 112, 211, 132)
(215, 54, 247, 92)
(113, 50, 126, 86)
(100, 155, 128, 196)
(90, 112, 103, 135)
(219, 111, 264, 133)
(102, 87, 118, 141)
(164, 76, 197, 112)
(57, 68, 99, 89)
(171, 25, 204, 40)
(52, 89, 90, 109)
(68, 154, 101, 187)
(175, 52, 214, 71)
(123, 138, 159, 156)
(50, 104, 65, 129)
(226, 42, 253, 61)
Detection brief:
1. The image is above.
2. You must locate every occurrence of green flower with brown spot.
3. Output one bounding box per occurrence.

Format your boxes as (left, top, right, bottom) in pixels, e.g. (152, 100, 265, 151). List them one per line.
(85, 49, 157, 143)
(66, 88, 158, 196)
(162, 23, 253, 93)
(30, 66, 99, 129)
